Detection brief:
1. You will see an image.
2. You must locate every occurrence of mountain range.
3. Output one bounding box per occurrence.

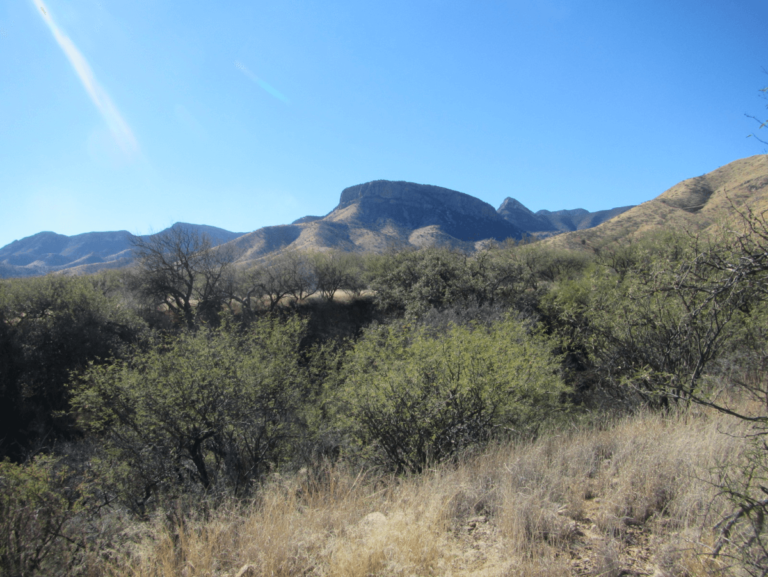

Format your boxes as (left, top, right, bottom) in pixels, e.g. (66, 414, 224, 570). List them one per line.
(0, 182, 632, 278)
(5, 155, 767, 279)
(0, 224, 244, 278)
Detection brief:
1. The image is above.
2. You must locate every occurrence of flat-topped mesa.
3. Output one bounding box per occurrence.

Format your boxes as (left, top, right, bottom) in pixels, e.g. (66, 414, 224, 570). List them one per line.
(334, 180, 522, 242)
(338, 180, 501, 219)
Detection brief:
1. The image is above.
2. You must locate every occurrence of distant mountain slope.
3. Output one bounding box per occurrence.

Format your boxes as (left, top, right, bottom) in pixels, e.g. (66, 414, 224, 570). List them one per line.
(0, 223, 245, 278)
(545, 155, 768, 250)
(3, 161, 728, 278)
(229, 180, 524, 265)
(497, 198, 634, 236)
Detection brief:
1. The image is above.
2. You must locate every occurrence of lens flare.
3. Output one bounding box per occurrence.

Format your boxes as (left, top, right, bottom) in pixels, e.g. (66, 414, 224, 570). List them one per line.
(236, 60, 289, 104)
(32, 0, 139, 158)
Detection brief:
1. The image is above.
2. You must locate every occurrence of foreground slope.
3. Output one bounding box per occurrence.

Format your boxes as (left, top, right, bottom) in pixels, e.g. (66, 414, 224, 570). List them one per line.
(104, 408, 745, 577)
(546, 154, 768, 250)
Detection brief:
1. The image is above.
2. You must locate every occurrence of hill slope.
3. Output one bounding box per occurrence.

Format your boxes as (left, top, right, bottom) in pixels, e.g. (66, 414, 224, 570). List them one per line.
(0, 223, 245, 278)
(545, 154, 768, 250)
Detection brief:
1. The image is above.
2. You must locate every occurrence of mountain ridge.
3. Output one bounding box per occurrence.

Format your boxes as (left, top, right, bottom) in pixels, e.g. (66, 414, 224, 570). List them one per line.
(544, 154, 768, 250)
(497, 197, 634, 236)
(0, 223, 245, 278)
(0, 174, 669, 278)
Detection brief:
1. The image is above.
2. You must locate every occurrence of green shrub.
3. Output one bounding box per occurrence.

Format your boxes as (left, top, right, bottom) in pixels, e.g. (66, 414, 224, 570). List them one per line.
(336, 315, 569, 472)
(0, 456, 84, 576)
(71, 316, 319, 509)
(0, 274, 146, 460)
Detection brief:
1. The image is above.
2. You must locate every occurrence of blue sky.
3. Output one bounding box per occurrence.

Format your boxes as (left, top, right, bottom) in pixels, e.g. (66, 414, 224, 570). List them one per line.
(1, 0, 766, 247)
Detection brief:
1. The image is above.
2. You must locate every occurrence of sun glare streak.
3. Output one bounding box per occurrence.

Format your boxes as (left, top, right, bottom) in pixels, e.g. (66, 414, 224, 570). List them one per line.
(32, 0, 139, 158)
(235, 61, 289, 104)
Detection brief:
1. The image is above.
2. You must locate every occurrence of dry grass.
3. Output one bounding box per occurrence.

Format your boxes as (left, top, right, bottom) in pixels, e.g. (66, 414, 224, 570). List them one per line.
(547, 154, 768, 251)
(101, 407, 750, 576)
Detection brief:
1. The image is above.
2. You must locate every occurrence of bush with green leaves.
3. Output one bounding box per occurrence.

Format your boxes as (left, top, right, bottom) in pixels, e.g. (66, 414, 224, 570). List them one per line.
(365, 247, 528, 318)
(336, 315, 569, 472)
(71, 316, 320, 509)
(0, 456, 87, 576)
(540, 230, 756, 405)
(0, 274, 146, 461)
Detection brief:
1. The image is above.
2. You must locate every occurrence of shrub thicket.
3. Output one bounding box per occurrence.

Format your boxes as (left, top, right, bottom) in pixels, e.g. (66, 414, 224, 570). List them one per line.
(5, 217, 768, 574)
(0, 274, 146, 461)
(335, 315, 568, 472)
(71, 316, 320, 509)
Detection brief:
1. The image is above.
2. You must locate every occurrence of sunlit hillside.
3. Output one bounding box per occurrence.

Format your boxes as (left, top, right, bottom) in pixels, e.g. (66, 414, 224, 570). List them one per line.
(99, 407, 747, 577)
(546, 155, 768, 250)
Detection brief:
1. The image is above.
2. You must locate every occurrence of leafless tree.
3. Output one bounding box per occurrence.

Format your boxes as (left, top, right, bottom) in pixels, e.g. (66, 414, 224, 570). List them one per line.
(131, 226, 235, 328)
(281, 251, 317, 303)
(310, 250, 364, 301)
(746, 73, 768, 147)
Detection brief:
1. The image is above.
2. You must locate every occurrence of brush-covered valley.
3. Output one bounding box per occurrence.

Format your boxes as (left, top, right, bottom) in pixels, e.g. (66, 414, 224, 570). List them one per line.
(3, 157, 768, 576)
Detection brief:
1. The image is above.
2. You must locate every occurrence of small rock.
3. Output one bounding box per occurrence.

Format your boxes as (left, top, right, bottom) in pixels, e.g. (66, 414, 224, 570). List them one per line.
(361, 512, 387, 526)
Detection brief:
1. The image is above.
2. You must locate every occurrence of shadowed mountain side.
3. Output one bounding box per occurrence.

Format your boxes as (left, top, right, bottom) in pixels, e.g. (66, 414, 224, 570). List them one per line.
(0, 230, 134, 267)
(537, 206, 635, 231)
(545, 155, 768, 251)
(497, 198, 634, 236)
(228, 225, 304, 261)
(496, 198, 548, 232)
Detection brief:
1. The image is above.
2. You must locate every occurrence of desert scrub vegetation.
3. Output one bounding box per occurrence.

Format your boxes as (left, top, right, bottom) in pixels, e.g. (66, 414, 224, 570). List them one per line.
(5, 215, 768, 575)
(0, 273, 146, 461)
(70, 315, 323, 506)
(81, 406, 748, 577)
(335, 315, 568, 473)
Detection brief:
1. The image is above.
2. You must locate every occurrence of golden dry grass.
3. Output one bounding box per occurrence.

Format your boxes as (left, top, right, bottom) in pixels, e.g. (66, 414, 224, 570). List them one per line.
(101, 407, 750, 577)
(547, 154, 768, 251)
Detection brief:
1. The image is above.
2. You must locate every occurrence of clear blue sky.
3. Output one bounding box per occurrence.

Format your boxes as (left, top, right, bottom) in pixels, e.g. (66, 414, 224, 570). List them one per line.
(1, 0, 766, 247)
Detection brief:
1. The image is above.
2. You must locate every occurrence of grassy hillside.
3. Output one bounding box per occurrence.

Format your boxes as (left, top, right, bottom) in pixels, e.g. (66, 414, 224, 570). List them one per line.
(99, 407, 747, 577)
(546, 154, 768, 250)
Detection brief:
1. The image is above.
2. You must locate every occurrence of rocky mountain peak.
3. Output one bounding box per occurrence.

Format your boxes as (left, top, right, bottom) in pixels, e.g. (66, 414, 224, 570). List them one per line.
(498, 197, 534, 215)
